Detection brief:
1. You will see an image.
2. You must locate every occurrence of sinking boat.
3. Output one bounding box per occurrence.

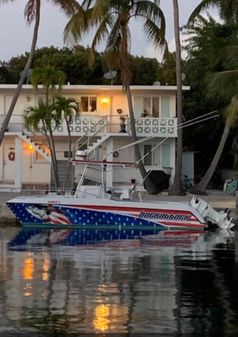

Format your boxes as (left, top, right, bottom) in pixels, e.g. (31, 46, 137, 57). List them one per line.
(6, 156, 235, 230)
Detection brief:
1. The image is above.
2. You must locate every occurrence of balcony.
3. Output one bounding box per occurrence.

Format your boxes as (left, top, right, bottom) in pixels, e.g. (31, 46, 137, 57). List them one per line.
(1, 114, 177, 138)
(133, 117, 177, 137)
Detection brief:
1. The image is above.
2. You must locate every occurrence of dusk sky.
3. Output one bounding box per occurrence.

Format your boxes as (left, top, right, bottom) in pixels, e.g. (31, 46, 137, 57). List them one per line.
(0, 0, 215, 61)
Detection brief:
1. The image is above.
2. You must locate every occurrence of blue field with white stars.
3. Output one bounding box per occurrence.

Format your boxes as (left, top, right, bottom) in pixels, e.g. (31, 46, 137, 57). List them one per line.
(7, 202, 165, 229)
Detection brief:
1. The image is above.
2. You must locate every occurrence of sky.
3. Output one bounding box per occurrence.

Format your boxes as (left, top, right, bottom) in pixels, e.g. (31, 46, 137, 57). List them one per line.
(0, 0, 210, 62)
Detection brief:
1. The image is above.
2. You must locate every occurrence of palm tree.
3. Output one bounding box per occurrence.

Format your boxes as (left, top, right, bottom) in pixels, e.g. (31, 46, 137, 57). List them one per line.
(24, 100, 60, 190)
(187, 4, 238, 194)
(64, 0, 167, 194)
(169, 0, 183, 195)
(189, 0, 238, 24)
(0, 0, 41, 146)
(0, 0, 78, 147)
(31, 65, 66, 105)
(53, 96, 80, 191)
(31, 65, 66, 191)
(192, 73, 238, 194)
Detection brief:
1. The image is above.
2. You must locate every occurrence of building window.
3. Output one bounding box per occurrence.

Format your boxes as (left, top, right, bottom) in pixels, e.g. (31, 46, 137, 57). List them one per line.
(141, 144, 161, 166)
(143, 144, 152, 166)
(143, 97, 151, 116)
(81, 96, 97, 113)
(135, 96, 160, 117)
(64, 151, 73, 158)
(152, 97, 159, 117)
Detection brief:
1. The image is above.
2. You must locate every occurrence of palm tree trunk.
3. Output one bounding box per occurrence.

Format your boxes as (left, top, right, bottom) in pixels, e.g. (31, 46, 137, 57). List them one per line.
(193, 118, 231, 193)
(63, 121, 72, 192)
(0, 0, 41, 146)
(125, 86, 159, 194)
(49, 128, 60, 191)
(45, 79, 59, 191)
(121, 25, 158, 194)
(169, 0, 183, 195)
(47, 133, 59, 190)
(42, 124, 59, 191)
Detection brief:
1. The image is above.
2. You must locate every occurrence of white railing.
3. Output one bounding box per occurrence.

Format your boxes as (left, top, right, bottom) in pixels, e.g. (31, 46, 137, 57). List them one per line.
(0, 114, 177, 138)
(132, 117, 177, 137)
(0, 114, 108, 136)
(54, 116, 107, 136)
(53, 116, 108, 136)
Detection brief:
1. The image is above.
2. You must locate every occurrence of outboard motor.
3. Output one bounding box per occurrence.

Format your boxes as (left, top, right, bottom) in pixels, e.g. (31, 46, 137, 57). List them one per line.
(190, 196, 235, 229)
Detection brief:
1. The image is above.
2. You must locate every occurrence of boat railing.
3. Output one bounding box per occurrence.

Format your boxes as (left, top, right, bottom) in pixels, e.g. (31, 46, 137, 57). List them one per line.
(74, 184, 110, 199)
(72, 158, 136, 200)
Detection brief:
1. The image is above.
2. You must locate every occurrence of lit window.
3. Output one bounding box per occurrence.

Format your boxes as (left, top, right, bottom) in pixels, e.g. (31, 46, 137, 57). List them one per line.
(81, 96, 97, 112)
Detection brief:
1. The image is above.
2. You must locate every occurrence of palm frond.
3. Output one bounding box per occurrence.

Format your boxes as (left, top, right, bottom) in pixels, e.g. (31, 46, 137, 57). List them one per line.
(24, 0, 37, 24)
(50, 0, 80, 16)
(188, 0, 216, 23)
(134, 0, 165, 28)
(31, 66, 65, 91)
(106, 18, 121, 51)
(63, 5, 92, 43)
(91, 13, 113, 51)
(143, 18, 166, 50)
(224, 98, 238, 127)
(207, 70, 238, 101)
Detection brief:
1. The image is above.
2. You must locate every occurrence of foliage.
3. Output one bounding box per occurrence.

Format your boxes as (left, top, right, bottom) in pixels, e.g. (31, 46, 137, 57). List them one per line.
(182, 16, 238, 178)
(189, 0, 238, 24)
(0, 45, 172, 86)
(24, 100, 58, 134)
(130, 56, 162, 85)
(158, 52, 176, 85)
(31, 65, 66, 103)
(30, 65, 68, 190)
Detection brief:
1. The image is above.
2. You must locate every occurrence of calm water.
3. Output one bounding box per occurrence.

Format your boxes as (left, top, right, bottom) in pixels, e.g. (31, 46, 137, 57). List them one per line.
(0, 226, 238, 336)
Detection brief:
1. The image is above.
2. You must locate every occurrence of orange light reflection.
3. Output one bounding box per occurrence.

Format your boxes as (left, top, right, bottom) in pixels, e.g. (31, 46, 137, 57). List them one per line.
(42, 256, 50, 281)
(93, 304, 110, 332)
(22, 256, 34, 280)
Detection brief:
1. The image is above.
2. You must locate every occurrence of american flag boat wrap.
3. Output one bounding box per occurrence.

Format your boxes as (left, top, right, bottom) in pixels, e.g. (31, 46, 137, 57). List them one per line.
(6, 193, 234, 230)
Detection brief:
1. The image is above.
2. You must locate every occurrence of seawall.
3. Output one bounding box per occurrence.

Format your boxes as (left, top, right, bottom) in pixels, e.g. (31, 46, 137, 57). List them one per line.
(0, 193, 19, 226)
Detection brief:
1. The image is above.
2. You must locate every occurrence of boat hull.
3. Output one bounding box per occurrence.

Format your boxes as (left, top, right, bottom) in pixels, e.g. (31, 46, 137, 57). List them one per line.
(6, 194, 206, 230)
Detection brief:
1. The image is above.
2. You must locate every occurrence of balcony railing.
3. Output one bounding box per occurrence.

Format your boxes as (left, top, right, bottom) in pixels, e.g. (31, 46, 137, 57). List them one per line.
(133, 117, 177, 137)
(54, 116, 108, 136)
(0, 114, 177, 138)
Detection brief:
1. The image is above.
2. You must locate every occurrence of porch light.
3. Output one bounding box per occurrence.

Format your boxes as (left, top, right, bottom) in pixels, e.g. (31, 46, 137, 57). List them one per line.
(28, 144, 34, 152)
(100, 97, 110, 104)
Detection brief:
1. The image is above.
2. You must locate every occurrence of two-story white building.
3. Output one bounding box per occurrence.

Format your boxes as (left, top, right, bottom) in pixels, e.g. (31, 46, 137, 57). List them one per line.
(0, 84, 189, 192)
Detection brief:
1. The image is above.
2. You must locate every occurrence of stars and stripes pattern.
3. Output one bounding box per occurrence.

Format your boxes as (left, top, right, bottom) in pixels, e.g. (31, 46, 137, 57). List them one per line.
(7, 202, 163, 228)
(7, 201, 204, 229)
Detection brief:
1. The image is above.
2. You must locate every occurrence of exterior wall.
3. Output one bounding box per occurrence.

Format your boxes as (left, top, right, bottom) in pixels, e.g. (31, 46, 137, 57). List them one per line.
(21, 147, 50, 185)
(0, 139, 16, 182)
(182, 152, 194, 181)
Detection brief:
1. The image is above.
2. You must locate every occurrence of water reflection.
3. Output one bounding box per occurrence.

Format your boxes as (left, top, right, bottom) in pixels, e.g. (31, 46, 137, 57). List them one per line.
(0, 227, 237, 336)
